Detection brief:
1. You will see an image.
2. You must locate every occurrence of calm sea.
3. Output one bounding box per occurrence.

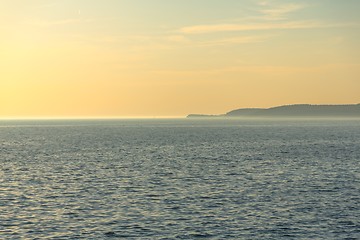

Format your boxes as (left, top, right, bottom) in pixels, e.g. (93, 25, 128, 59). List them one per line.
(0, 119, 359, 239)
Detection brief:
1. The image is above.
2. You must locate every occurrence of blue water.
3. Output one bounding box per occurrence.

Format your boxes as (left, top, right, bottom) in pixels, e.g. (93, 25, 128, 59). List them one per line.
(0, 119, 359, 239)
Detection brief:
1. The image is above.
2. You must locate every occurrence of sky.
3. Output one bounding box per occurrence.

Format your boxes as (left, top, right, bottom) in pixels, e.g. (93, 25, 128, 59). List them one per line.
(1, 0, 360, 118)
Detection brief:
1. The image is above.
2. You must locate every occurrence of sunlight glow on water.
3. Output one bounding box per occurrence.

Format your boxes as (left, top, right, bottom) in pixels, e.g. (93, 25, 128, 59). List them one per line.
(1, 119, 359, 239)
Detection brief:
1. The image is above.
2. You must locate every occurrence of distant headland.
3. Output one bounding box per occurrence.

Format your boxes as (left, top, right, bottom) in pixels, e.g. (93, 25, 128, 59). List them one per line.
(187, 104, 360, 118)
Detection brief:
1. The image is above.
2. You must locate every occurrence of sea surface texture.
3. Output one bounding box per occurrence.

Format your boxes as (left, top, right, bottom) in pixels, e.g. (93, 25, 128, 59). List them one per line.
(0, 119, 359, 239)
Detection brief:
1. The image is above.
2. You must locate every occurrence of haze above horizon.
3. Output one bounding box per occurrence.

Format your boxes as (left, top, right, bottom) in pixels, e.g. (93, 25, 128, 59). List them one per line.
(1, 0, 360, 118)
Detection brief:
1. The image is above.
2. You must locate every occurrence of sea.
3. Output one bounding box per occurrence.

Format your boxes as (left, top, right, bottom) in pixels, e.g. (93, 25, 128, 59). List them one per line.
(0, 119, 359, 239)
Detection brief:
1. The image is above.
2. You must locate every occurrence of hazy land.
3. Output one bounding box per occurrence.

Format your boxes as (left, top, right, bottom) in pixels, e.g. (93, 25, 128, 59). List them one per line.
(187, 104, 360, 119)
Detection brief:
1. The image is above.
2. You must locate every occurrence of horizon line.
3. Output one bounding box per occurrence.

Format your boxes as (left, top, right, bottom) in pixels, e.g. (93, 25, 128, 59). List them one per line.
(0, 116, 186, 120)
(2, 103, 359, 120)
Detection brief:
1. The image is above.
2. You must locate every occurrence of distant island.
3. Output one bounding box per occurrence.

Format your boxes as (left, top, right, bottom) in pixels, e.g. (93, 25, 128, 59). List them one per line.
(187, 104, 360, 118)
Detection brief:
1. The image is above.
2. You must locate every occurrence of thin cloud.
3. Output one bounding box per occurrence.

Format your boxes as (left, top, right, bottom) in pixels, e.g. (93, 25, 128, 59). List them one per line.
(196, 35, 272, 47)
(24, 18, 93, 27)
(260, 4, 306, 20)
(179, 21, 328, 34)
(178, 1, 358, 36)
(152, 63, 360, 77)
(257, 1, 270, 7)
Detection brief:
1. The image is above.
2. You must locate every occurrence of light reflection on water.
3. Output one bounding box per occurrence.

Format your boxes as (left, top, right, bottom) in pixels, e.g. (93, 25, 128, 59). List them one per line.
(0, 119, 360, 239)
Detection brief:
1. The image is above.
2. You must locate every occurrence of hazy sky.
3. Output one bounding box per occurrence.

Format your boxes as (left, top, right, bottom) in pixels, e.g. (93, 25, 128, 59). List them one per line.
(1, 0, 360, 117)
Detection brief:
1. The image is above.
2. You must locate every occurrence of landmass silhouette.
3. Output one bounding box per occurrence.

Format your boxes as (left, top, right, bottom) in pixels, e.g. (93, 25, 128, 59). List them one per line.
(187, 104, 360, 118)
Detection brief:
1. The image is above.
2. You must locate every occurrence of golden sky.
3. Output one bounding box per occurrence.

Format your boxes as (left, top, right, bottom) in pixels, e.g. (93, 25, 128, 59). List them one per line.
(1, 0, 360, 118)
